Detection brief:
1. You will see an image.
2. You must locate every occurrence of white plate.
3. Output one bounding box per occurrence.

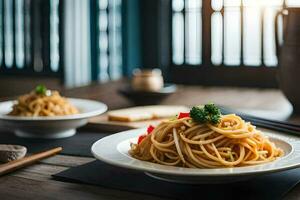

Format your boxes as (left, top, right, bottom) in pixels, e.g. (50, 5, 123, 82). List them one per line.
(91, 128, 300, 184)
(0, 98, 107, 138)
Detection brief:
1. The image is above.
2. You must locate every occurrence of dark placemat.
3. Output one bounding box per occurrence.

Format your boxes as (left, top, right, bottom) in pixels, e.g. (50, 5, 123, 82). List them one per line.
(53, 160, 300, 200)
(0, 129, 108, 157)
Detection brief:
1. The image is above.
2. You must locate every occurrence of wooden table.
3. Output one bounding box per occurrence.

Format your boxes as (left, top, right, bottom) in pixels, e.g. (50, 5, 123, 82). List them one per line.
(1, 80, 300, 200)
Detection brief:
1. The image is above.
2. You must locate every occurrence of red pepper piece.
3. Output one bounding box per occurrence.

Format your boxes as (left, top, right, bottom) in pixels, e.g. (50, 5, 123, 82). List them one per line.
(177, 112, 190, 119)
(137, 135, 146, 144)
(147, 125, 155, 134)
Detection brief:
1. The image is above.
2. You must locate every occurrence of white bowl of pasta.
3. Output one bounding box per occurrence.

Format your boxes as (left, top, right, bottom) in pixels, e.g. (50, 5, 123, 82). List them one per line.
(0, 98, 107, 139)
(92, 124, 300, 184)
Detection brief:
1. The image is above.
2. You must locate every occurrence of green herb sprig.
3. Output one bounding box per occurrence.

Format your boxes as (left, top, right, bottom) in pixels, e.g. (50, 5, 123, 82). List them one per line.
(190, 103, 221, 124)
(35, 84, 47, 95)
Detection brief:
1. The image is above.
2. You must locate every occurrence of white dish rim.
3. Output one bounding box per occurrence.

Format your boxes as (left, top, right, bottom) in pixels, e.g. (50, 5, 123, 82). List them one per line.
(91, 128, 300, 177)
(0, 98, 108, 121)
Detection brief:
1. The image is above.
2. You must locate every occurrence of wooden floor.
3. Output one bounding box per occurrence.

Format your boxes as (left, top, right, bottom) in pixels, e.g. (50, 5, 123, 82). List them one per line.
(1, 79, 300, 200)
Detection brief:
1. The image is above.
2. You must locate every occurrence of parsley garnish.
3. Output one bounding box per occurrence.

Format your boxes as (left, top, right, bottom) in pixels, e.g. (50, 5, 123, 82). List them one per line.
(190, 103, 221, 124)
(35, 84, 47, 95)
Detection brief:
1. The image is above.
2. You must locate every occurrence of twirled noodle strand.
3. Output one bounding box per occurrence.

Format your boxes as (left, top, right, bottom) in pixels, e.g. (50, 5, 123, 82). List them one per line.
(129, 114, 283, 168)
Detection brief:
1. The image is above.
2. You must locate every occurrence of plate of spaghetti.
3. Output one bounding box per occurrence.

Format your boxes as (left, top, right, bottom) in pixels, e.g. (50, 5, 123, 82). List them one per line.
(92, 104, 300, 183)
(0, 85, 107, 138)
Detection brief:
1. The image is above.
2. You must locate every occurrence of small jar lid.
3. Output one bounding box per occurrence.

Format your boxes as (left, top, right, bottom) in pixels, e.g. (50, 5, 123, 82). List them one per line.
(132, 68, 162, 77)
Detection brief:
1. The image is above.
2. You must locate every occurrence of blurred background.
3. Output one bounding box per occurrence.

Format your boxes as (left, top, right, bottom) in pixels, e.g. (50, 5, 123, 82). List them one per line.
(0, 0, 299, 97)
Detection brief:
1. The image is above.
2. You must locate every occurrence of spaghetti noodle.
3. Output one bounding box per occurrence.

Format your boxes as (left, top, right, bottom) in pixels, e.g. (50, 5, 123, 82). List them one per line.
(9, 90, 79, 117)
(129, 114, 283, 168)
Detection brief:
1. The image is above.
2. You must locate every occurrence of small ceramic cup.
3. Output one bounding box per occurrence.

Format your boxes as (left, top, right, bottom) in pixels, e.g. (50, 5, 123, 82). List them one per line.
(131, 68, 164, 92)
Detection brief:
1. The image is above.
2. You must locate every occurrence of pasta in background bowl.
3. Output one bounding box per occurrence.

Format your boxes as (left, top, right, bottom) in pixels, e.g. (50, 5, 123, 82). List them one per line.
(9, 89, 79, 117)
(0, 85, 107, 138)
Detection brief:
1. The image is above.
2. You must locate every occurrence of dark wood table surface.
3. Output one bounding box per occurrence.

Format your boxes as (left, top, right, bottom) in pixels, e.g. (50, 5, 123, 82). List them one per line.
(1, 79, 300, 199)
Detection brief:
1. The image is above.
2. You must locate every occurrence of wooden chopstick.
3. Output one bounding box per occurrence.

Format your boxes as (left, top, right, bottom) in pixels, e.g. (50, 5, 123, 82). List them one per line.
(240, 116, 300, 131)
(0, 147, 62, 176)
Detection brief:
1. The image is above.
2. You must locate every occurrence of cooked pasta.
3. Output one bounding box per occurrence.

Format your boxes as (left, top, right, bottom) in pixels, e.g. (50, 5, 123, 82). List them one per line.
(129, 114, 283, 168)
(9, 90, 79, 117)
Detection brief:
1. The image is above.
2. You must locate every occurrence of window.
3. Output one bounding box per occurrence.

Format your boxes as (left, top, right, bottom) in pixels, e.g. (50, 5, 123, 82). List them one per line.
(0, 0, 124, 87)
(167, 0, 300, 87)
(62, 0, 125, 87)
(97, 0, 123, 82)
(0, 0, 61, 76)
(172, 0, 202, 65)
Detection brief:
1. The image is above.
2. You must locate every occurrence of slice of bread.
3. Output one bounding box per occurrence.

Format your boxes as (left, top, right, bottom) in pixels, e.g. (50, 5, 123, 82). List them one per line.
(108, 105, 190, 122)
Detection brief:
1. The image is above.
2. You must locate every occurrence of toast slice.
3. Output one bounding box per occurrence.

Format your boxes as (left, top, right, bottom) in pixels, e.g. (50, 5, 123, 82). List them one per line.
(108, 105, 190, 122)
